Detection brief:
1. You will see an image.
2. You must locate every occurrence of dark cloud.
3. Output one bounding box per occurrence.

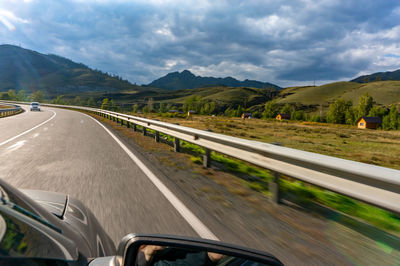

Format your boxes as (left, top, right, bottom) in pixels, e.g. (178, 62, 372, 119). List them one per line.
(0, 0, 399, 87)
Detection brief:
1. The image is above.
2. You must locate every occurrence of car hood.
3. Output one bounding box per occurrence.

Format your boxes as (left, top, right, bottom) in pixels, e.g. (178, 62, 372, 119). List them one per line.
(21, 189, 116, 257)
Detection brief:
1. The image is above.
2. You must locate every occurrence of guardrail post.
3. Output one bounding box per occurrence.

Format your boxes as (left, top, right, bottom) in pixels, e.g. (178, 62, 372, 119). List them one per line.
(126, 122, 130, 128)
(120, 119, 124, 126)
(269, 172, 280, 204)
(112, 116, 116, 122)
(133, 124, 137, 132)
(203, 148, 211, 168)
(155, 131, 160, 142)
(174, 138, 180, 152)
(143, 127, 147, 136)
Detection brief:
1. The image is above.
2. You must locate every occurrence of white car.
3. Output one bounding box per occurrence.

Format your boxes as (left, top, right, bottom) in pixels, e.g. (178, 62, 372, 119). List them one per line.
(30, 102, 41, 111)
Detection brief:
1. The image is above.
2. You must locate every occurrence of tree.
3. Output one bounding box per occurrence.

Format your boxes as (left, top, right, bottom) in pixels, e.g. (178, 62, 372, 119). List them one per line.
(368, 106, 387, 118)
(73, 96, 82, 106)
(132, 104, 139, 113)
(263, 101, 278, 118)
(101, 98, 110, 110)
(235, 105, 244, 117)
(224, 107, 235, 117)
(54, 95, 65, 105)
(87, 97, 96, 107)
(16, 90, 26, 101)
(389, 105, 398, 130)
(382, 106, 399, 130)
(209, 102, 216, 114)
(357, 93, 374, 118)
(109, 99, 119, 111)
(345, 107, 357, 125)
(30, 90, 45, 102)
(147, 98, 154, 112)
(7, 89, 17, 100)
(292, 110, 305, 120)
(280, 104, 292, 116)
(382, 115, 390, 130)
(326, 99, 352, 124)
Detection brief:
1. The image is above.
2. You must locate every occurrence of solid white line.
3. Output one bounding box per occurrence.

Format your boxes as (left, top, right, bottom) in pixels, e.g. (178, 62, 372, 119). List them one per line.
(84, 114, 219, 241)
(0, 110, 56, 147)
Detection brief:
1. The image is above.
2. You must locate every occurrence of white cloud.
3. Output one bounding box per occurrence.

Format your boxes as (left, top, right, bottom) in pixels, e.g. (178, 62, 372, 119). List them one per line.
(0, 8, 29, 31)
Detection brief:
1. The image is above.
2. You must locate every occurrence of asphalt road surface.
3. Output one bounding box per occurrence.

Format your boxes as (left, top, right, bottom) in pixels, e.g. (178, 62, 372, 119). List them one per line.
(0, 105, 202, 242)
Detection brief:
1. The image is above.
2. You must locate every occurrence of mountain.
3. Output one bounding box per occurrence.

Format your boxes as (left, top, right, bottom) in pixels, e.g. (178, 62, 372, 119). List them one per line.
(147, 70, 281, 90)
(351, 69, 400, 83)
(0, 44, 144, 95)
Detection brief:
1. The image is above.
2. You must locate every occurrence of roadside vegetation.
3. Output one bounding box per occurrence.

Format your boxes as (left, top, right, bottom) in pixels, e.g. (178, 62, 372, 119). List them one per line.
(87, 111, 400, 235)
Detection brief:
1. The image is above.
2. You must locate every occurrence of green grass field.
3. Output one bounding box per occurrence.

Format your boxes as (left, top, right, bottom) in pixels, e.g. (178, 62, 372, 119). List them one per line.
(138, 113, 400, 170)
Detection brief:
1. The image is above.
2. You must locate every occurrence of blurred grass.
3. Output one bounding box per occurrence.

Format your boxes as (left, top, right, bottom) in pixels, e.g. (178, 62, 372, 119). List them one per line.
(180, 140, 400, 234)
(97, 111, 400, 234)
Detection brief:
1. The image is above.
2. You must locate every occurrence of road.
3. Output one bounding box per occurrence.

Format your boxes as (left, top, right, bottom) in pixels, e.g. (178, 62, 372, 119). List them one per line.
(1, 105, 399, 265)
(0, 105, 202, 242)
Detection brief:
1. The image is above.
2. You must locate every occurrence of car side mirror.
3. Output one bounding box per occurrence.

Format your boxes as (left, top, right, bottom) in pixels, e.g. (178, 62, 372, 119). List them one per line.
(116, 234, 283, 266)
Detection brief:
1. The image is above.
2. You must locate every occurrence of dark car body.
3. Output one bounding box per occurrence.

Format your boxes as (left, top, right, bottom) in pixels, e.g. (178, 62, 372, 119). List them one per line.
(0, 178, 283, 265)
(0, 179, 115, 264)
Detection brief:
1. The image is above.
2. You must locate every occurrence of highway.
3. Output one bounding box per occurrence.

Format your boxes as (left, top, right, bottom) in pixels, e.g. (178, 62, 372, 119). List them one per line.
(0, 105, 201, 241)
(1, 105, 399, 265)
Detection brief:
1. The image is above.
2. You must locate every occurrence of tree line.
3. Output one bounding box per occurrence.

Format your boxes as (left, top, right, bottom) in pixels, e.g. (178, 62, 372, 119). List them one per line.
(262, 93, 400, 130)
(2, 88, 399, 130)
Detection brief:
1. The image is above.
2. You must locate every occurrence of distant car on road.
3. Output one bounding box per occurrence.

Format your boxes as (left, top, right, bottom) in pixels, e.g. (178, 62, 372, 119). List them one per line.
(30, 102, 41, 111)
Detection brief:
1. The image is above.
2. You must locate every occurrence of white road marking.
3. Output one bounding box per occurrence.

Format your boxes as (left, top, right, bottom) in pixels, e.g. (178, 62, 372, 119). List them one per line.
(31, 133, 40, 138)
(6, 140, 26, 152)
(84, 114, 219, 241)
(0, 110, 56, 147)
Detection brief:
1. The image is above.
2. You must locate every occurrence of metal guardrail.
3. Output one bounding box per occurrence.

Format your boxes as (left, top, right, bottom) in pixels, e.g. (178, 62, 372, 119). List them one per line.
(3, 101, 400, 214)
(0, 103, 22, 118)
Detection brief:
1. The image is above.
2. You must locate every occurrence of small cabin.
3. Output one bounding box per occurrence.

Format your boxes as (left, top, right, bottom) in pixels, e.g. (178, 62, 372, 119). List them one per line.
(168, 110, 179, 113)
(188, 110, 196, 114)
(241, 112, 252, 119)
(276, 113, 290, 120)
(357, 117, 382, 129)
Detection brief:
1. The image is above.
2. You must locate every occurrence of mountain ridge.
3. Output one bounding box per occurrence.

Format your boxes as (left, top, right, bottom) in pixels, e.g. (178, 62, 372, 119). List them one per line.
(148, 70, 281, 90)
(0, 44, 144, 95)
(351, 69, 400, 83)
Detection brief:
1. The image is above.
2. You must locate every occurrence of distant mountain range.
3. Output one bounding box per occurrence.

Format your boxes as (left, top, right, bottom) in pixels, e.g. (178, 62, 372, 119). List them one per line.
(0, 44, 143, 95)
(147, 70, 281, 90)
(351, 69, 400, 83)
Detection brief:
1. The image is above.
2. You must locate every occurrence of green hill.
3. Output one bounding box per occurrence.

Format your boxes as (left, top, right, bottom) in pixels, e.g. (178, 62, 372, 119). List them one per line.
(81, 86, 278, 109)
(276, 81, 400, 107)
(160, 86, 277, 106)
(0, 44, 145, 96)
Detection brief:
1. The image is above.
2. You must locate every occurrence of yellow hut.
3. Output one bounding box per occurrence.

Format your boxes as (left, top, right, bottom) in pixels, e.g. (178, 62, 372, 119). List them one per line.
(357, 117, 382, 129)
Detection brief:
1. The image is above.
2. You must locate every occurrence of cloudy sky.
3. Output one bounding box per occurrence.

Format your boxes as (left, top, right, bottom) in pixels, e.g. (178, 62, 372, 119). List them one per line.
(0, 0, 399, 87)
